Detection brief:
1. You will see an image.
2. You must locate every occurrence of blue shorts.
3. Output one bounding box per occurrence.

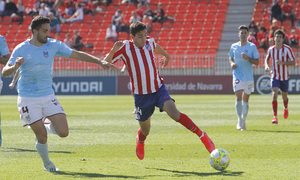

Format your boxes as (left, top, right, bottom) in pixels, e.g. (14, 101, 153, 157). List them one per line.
(134, 84, 173, 121)
(271, 78, 289, 92)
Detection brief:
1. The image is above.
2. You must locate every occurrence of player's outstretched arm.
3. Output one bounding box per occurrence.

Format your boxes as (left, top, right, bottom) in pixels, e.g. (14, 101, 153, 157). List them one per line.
(104, 41, 124, 63)
(9, 69, 20, 89)
(69, 50, 117, 70)
(2, 57, 24, 77)
(154, 44, 170, 68)
(229, 57, 237, 69)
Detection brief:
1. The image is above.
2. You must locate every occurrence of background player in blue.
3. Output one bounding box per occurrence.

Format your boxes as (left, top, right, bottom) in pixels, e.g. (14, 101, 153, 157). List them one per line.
(0, 34, 10, 94)
(2, 16, 116, 172)
(228, 25, 259, 131)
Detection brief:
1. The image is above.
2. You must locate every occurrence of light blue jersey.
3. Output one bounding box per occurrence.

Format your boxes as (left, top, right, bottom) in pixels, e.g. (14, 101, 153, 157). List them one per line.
(228, 42, 259, 81)
(7, 38, 73, 97)
(0, 35, 10, 80)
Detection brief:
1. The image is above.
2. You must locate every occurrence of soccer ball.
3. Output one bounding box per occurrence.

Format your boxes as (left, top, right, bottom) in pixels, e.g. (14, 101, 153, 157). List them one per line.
(210, 148, 230, 171)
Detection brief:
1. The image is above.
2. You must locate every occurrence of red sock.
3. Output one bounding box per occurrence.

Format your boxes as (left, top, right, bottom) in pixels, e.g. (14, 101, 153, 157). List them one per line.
(137, 128, 146, 143)
(177, 113, 203, 137)
(284, 98, 288, 109)
(272, 101, 277, 116)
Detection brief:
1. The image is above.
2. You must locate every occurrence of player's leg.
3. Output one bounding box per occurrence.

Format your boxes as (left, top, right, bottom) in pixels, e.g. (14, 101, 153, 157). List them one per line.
(30, 120, 59, 171)
(280, 80, 289, 119)
(235, 90, 243, 130)
(272, 87, 279, 124)
(162, 99, 215, 153)
(136, 118, 151, 160)
(241, 93, 250, 130)
(47, 113, 68, 138)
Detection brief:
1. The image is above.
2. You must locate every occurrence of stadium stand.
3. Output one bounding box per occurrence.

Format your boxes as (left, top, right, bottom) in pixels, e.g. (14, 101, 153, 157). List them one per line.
(0, 0, 233, 70)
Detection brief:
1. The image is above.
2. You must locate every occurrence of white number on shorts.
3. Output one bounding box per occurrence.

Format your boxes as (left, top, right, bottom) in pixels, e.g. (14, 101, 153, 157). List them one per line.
(136, 107, 142, 115)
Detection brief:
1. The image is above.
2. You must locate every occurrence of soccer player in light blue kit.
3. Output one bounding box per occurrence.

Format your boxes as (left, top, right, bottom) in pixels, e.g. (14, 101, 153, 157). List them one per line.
(0, 34, 10, 94)
(228, 25, 259, 131)
(2, 16, 116, 172)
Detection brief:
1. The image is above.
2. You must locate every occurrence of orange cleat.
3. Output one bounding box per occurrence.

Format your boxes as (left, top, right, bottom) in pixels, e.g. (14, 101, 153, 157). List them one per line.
(200, 131, 215, 153)
(283, 108, 288, 119)
(272, 117, 278, 124)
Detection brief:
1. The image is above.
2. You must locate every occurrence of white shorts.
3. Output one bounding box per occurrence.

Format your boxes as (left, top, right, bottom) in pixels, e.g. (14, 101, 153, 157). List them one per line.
(0, 80, 2, 95)
(233, 79, 254, 95)
(17, 94, 65, 126)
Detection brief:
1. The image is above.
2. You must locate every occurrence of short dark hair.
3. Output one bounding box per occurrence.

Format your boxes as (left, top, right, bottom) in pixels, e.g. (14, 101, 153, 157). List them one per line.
(30, 16, 50, 34)
(130, 21, 147, 36)
(238, 25, 249, 31)
(274, 29, 285, 39)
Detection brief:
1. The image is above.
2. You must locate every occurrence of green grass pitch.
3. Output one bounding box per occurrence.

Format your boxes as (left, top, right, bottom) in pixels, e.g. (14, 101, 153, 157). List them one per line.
(0, 95, 299, 180)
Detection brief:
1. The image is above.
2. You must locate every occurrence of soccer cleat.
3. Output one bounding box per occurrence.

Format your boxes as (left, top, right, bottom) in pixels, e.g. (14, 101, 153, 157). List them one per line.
(236, 118, 242, 130)
(44, 162, 60, 172)
(240, 118, 246, 131)
(200, 131, 215, 153)
(283, 108, 288, 119)
(136, 135, 145, 160)
(272, 117, 278, 124)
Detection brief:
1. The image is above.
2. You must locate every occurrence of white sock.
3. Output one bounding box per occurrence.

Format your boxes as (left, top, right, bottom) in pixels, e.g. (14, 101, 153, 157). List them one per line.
(36, 142, 51, 166)
(44, 119, 58, 135)
(242, 101, 249, 120)
(235, 100, 242, 120)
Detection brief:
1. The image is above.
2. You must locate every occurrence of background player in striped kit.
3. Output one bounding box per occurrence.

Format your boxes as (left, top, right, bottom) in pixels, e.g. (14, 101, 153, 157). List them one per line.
(104, 21, 215, 160)
(264, 29, 296, 124)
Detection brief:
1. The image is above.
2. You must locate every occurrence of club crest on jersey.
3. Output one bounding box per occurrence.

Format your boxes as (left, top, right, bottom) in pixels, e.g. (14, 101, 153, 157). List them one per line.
(145, 44, 152, 51)
(244, 50, 248, 53)
(43, 51, 49, 57)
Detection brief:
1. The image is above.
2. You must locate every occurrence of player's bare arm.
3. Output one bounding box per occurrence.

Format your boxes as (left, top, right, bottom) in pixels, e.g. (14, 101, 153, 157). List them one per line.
(264, 57, 270, 72)
(9, 69, 20, 89)
(154, 44, 170, 68)
(241, 52, 259, 65)
(275, 60, 296, 66)
(229, 57, 237, 69)
(69, 50, 117, 70)
(2, 57, 24, 77)
(0, 54, 10, 65)
(104, 41, 124, 63)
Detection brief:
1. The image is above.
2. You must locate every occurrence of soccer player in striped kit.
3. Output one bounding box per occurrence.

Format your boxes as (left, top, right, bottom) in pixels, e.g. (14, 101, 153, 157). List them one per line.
(104, 21, 215, 160)
(264, 29, 296, 124)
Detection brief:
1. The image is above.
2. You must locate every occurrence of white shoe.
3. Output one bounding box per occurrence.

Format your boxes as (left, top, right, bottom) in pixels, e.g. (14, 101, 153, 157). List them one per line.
(236, 118, 242, 130)
(44, 162, 60, 172)
(240, 118, 246, 131)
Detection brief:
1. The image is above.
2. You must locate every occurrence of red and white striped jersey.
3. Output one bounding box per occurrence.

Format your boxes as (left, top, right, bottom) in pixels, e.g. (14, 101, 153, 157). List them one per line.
(266, 44, 295, 80)
(111, 37, 164, 94)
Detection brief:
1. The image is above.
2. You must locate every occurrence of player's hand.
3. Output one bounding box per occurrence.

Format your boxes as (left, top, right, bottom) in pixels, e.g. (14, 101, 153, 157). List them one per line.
(275, 60, 284, 65)
(231, 62, 237, 69)
(241, 52, 249, 61)
(159, 55, 170, 68)
(9, 83, 15, 89)
(265, 65, 269, 72)
(99, 60, 117, 70)
(15, 57, 24, 68)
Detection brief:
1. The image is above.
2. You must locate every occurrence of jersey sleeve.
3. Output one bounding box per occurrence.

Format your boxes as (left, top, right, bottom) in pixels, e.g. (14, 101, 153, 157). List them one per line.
(228, 44, 234, 58)
(55, 40, 73, 58)
(111, 41, 126, 64)
(147, 36, 156, 49)
(265, 47, 271, 63)
(7, 44, 21, 66)
(287, 46, 296, 61)
(0, 36, 9, 56)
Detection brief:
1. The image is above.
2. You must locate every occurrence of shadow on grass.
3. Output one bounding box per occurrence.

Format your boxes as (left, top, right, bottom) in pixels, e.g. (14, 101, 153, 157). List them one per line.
(248, 130, 300, 133)
(53, 171, 141, 179)
(147, 168, 244, 177)
(4, 147, 73, 154)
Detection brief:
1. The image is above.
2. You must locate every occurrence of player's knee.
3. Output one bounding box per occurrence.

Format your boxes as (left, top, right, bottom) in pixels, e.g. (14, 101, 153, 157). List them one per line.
(58, 129, 69, 138)
(36, 135, 47, 144)
(169, 112, 181, 121)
